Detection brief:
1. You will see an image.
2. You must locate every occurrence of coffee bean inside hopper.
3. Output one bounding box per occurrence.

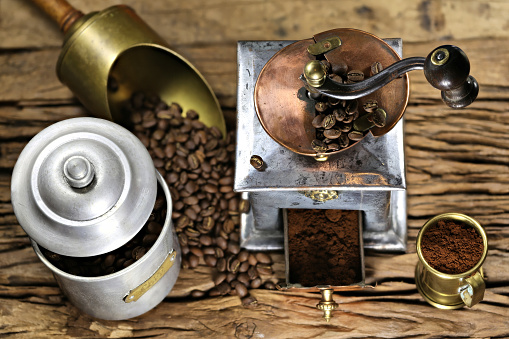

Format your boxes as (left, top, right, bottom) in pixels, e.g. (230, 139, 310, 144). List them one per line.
(125, 92, 276, 300)
(306, 60, 390, 153)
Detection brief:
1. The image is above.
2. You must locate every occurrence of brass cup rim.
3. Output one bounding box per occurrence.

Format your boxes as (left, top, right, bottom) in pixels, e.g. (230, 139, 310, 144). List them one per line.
(416, 213, 488, 279)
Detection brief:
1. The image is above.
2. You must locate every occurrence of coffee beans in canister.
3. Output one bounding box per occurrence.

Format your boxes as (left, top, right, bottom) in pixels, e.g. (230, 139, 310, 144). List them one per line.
(41, 188, 167, 277)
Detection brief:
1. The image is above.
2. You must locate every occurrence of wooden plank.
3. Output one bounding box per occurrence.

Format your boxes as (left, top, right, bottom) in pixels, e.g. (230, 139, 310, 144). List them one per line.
(4, 0, 509, 49)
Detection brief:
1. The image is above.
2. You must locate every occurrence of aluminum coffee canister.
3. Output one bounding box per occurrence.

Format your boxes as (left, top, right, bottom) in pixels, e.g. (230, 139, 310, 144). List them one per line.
(11, 117, 181, 320)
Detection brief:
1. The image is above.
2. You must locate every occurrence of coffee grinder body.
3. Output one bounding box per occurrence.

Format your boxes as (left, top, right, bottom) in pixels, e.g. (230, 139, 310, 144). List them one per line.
(235, 37, 407, 253)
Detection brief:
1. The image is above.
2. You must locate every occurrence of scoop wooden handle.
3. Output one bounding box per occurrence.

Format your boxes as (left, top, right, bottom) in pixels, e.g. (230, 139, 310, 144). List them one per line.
(30, 0, 84, 33)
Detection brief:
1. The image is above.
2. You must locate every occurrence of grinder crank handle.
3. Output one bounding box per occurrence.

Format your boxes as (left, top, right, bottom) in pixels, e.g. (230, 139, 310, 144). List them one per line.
(29, 0, 84, 33)
(302, 45, 479, 108)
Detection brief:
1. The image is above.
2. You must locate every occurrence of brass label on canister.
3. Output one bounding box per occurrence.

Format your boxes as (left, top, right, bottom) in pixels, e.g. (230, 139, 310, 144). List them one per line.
(124, 250, 176, 303)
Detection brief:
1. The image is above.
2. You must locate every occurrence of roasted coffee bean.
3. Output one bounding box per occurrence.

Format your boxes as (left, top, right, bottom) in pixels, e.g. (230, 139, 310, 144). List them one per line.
(176, 215, 190, 229)
(345, 100, 358, 115)
(183, 227, 199, 238)
(247, 266, 259, 280)
(183, 196, 199, 205)
(132, 246, 147, 260)
(216, 236, 228, 250)
(205, 255, 217, 267)
(347, 70, 364, 82)
(339, 133, 350, 148)
(323, 128, 341, 139)
(238, 261, 250, 273)
(333, 108, 347, 122)
(327, 95, 341, 106)
(226, 272, 237, 283)
(321, 114, 336, 129)
(250, 278, 262, 289)
(203, 183, 218, 193)
(370, 61, 383, 76)
(348, 131, 364, 141)
(228, 259, 241, 273)
(328, 143, 340, 151)
(214, 247, 224, 258)
(103, 254, 116, 268)
(237, 273, 251, 286)
(208, 288, 221, 297)
(339, 123, 352, 133)
(372, 108, 387, 127)
(235, 283, 248, 298)
(315, 101, 328, 113)
(255, 252, 272, 265)
(214, 272, 227, 285)
(223, 219, 235, 234)
(202, 246, 215, 256)
(332, 61, 348, 76)
(178, 233, 187, 246)
(248, 254, 258, 266)
(216, 257, 227, 272)
(147, 221, 163, 234)
(328, 73, 342, 83)
(229, 232, 240, 243)
(143, 233, 158, 246)
(188, 254, 199, 268)
(199, 235, 212, 246)
(241, 295, 258, 307)
(123, 259, 135, 268)
(191, 290, 205, 298)
(311, 139, 328, 153)
(264, 281, 276, 290)
(312, 114, 325, 128)
(190, 247, 204, 257)
(217, 282, 231, 296)
(343, 113, 354, 124)
(228, 242, 240, 255)
(363, 100, 378, 113)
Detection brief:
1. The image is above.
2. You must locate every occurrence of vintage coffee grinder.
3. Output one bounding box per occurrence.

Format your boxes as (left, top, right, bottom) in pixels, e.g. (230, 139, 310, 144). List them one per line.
(234, 28, 478, 320)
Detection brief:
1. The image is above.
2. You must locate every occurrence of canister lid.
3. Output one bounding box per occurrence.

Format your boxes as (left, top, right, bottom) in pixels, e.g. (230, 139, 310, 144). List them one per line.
(11, 117, 157, 257)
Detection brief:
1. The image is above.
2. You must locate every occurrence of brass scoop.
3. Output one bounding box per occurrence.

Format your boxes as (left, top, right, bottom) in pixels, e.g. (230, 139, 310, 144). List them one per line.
(30, 0, 225, 133)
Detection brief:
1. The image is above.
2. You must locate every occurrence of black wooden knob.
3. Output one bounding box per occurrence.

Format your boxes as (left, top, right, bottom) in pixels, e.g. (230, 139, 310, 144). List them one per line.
(424, 45, 478, 108)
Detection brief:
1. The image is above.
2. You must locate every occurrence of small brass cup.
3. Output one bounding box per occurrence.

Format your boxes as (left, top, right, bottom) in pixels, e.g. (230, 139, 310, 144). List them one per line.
(415, 213, 488, 309)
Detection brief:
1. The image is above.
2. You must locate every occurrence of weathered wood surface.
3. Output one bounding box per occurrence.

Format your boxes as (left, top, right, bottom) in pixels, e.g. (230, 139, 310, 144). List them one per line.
(2, 0, 509, 337)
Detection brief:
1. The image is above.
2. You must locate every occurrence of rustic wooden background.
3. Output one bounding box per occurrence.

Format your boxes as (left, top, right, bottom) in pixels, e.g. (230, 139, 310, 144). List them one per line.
(2, 0, 509, 337)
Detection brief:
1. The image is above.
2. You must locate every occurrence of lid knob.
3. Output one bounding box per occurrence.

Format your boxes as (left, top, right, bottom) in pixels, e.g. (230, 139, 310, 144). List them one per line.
(63, 156, 95, 188)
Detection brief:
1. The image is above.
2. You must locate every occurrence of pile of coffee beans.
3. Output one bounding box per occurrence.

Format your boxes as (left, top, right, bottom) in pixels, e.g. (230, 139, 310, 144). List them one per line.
(308, 61, 388, 154)
(125, 92, 275, 305)
(40, 187, 167, 277)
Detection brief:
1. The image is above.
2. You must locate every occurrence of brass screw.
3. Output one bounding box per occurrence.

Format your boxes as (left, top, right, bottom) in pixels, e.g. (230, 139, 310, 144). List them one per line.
(250, 155, 265, 171)
(316, 289, 338, 322)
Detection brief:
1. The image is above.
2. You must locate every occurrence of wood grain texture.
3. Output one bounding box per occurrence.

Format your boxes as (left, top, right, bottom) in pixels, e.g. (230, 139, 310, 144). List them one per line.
(2, 0, 509, 337)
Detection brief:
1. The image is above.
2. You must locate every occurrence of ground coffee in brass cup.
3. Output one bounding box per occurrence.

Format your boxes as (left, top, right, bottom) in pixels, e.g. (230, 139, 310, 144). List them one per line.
(415, 213, 488, 309)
